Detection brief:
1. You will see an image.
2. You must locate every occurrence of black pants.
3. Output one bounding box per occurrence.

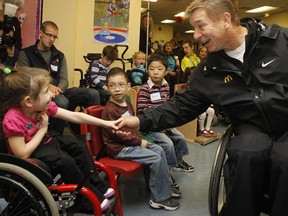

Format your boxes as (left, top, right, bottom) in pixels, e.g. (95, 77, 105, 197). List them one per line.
(31, 135, 107, 203)
(224, 124, 288, 216)
(49, 87, 100, 134)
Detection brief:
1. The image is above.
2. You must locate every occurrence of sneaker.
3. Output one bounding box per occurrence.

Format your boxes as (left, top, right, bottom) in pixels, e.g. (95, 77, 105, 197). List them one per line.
(172, 181, 180, 190)
(149, 198, 180, 211)
(170, 174, 180, 190)
(206, 129, 215, 135)
(101, 198, 111, 212)
(103, 196, 117, 215)
(173, 161, 194, 173)
(104, 188, 115, 198)
(198, 129, 212, 137)
(172, 187, 181, 198)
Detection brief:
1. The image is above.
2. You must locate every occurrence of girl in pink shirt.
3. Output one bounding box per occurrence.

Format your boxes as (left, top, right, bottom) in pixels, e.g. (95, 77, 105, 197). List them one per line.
(0, 66, 120, 214)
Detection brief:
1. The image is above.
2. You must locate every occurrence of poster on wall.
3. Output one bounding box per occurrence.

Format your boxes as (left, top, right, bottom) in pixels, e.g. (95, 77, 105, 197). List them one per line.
(93, 0, 130, 44)
(16, 0, 42, 48)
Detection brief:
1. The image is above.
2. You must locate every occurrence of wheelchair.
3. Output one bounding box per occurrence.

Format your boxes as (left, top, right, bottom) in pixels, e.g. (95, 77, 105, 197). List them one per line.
(208, 125, 270, 216)
(0, 145, 119, 215)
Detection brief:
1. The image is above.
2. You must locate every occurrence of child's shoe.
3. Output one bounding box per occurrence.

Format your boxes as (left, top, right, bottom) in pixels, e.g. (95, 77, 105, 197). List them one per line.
(149, 197, 180, 211)
(104, 188, 115, 198)
(101, 198, 111, 212)
(171, 187, 181, 198)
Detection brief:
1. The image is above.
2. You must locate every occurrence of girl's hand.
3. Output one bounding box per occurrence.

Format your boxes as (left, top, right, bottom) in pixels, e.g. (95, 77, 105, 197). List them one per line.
(37, 112, 49, 128)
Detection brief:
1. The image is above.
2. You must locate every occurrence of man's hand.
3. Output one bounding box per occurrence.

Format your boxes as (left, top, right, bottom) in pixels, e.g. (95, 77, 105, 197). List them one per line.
(114, 116, 140, 136)
(141, 139, 151, 148)
(49, 84, 63, 96)
(116, 116, 140, 130)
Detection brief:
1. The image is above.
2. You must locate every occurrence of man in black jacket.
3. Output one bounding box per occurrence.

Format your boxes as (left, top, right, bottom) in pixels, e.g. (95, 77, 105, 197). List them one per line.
(117, 0, 288, 215)
(18, 20, 100, 134)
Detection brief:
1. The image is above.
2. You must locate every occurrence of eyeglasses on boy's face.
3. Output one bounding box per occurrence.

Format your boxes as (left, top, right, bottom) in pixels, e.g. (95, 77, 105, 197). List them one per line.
(43, 31, 58, 40)
(107, 83, 127, 90)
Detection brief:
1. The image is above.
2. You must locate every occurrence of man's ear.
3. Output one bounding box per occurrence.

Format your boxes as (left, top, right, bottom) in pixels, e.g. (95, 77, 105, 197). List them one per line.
(223, 12, 231, 29)
(22, 96, 33, 108)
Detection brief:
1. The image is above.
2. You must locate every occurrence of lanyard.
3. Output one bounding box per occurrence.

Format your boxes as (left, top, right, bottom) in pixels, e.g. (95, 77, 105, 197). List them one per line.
(188, 56, 199, 67)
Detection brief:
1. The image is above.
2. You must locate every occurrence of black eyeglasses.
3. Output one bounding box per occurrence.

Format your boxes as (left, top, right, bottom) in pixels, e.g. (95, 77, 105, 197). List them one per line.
(43, 31, 58, 40)
(108, 83, 127, 90)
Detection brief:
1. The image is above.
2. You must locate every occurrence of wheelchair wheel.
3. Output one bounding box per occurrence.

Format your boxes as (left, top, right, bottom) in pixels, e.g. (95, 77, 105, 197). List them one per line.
(0, 163, 59, 216)
(209, 125, 234, 216)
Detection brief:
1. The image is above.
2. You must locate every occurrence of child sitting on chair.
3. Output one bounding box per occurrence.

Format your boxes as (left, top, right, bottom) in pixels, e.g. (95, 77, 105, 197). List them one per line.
(0, 66, 120, 214)
(101, 67, 181, 211)
(129, 51, 148, 87)
(89, 45, 118, 105)
(137, 52, 194, 172)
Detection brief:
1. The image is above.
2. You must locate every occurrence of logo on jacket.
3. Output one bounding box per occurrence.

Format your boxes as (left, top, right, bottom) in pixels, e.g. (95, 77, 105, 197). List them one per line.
(262, 58, 276, 67)
(224, 75, 233, 83)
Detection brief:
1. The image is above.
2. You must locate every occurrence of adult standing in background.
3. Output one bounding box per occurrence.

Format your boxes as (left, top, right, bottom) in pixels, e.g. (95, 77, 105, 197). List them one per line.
(0, 0, 23, 67)
(162, 41, 180, 96)
(117, 0, 288, 215)
(180, 40, 200, 82)
(18, 20, 100, 135)
(139, 13, 153, 55)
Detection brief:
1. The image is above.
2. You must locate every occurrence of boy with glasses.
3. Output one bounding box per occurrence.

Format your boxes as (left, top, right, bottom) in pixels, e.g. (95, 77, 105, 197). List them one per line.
(102, 67, 181, 211)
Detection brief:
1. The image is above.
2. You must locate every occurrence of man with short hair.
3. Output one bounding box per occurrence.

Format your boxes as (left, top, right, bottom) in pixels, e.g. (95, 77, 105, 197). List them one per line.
(18, 20, 100, 134)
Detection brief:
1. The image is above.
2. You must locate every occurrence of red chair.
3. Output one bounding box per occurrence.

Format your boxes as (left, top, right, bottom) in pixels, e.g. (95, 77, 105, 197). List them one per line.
(81, 105, 145, 216)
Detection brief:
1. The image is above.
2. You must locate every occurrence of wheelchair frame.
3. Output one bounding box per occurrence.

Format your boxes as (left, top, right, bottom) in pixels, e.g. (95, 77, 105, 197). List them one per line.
(209, 124, 271, 216)
(208, 125, 234, 216)
(0, 153, 118, 216)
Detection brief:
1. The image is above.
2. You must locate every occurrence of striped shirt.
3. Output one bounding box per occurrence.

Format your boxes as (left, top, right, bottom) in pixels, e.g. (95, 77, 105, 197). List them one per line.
(137, 78, 170, 112)
(90, 59, 109, 89)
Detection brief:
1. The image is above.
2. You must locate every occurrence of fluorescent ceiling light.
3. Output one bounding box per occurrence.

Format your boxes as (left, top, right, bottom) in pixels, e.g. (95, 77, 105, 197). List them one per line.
(174, 12, 185, 17)
(246, 6, 279, 13)
(161, 19, 176, 24)
(185, 30, 195, 33)
(142, 0, 158, 2)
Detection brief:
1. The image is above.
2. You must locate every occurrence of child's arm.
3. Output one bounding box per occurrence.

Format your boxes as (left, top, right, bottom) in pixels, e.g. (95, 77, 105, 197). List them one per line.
(8, 112, 48, 159)
(54, 108, 120, 130)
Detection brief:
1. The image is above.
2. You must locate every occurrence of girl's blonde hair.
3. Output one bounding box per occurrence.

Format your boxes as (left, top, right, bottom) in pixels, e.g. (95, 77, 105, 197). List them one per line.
(132, 51, 146, 66)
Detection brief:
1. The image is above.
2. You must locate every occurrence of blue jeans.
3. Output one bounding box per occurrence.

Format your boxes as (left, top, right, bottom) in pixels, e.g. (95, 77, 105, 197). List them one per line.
(146, 128, 189, 167)
(115, 144, 172, 202)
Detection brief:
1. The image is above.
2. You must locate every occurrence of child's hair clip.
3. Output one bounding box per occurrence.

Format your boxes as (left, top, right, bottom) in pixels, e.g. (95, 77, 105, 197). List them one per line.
(3, 68, 11, 75)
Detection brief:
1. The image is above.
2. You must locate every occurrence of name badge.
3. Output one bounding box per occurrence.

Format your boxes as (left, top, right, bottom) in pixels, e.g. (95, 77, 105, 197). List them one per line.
(51, 65, 58, 71)
(122, 111, 131, 117)
(150, 92, 161, 101)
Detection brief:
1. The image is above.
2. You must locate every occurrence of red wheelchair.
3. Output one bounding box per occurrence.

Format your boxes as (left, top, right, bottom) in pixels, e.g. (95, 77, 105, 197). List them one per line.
(0, 147, 120, 215)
